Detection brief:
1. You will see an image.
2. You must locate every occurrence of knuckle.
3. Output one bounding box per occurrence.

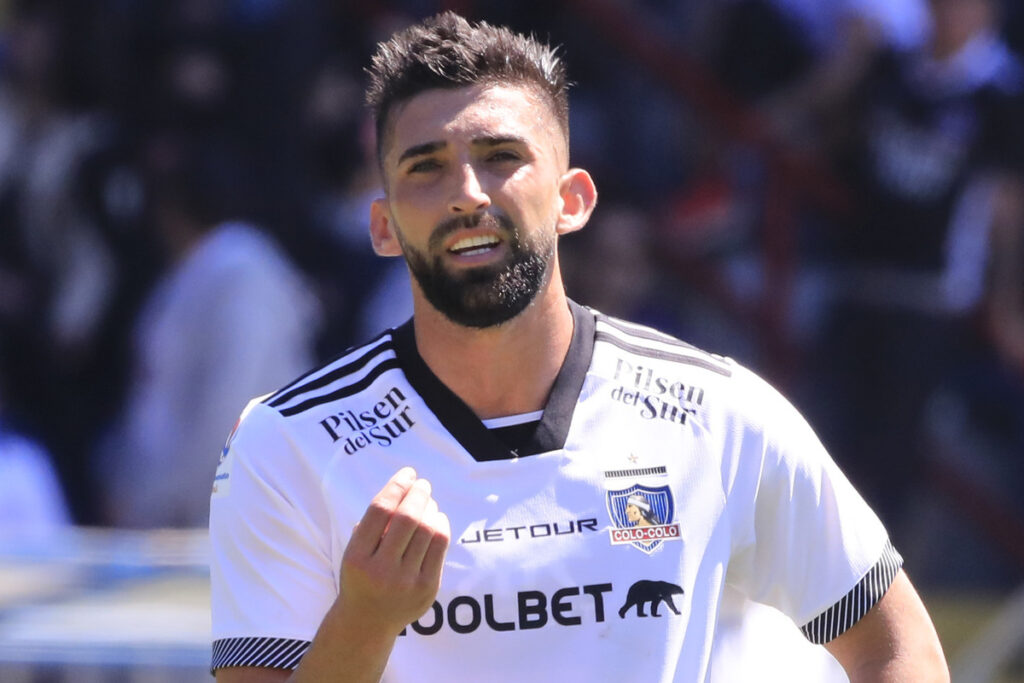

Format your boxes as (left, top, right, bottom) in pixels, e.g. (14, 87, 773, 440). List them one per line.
(391, 509, 420, 529)
(366, 499, 393, 517)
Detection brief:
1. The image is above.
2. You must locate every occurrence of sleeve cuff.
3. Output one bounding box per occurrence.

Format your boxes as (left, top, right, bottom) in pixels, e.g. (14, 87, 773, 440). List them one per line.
(211, 636, 311, 673)
(800, 540, 904, 644)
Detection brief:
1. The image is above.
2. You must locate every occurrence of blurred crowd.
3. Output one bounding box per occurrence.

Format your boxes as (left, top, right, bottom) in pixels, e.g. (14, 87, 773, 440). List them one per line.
(0, 0, 1023, 590)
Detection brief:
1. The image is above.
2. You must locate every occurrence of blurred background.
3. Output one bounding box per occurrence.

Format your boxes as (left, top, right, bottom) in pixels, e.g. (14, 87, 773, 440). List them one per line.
(0, 0, 1023, 680)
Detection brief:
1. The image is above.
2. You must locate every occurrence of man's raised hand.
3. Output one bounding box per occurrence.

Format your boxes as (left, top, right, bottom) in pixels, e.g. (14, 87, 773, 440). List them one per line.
(339, 467, 451, 635)
(288, 469, 450, 682)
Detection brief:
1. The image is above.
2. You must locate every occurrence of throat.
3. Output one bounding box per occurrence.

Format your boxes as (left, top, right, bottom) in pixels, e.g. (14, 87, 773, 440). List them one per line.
(412, 288, 574, 419)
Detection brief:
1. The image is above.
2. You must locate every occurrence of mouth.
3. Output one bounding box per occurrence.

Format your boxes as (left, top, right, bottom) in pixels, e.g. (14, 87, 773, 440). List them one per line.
(447, 234, 503, 257)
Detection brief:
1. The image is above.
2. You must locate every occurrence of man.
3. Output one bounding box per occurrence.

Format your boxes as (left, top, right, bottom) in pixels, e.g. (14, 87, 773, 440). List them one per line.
(210, 12, 948, 682)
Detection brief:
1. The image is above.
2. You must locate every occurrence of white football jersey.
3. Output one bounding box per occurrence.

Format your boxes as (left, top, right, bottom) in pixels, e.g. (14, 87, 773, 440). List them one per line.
(210, 302, 900, 681)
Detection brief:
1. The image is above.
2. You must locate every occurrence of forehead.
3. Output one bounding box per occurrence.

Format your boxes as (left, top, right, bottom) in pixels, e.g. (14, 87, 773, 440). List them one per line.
(383, 83, 564, 164)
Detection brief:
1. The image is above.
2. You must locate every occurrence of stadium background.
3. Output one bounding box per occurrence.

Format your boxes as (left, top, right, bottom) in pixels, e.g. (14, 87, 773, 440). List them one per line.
(0, 0, 1022, 680)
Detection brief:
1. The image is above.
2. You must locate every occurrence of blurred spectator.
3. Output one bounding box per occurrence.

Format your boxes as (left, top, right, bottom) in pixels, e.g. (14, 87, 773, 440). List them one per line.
(563, 203, 689, 336)
(295, 57, 395, 353)
(96, 151, 321, 528)
(0, 365, 70, 542)
(0, 2, 120, 522)
(0, 421, 70, 542)
(987, 176, 1024, 374)
(807, 0, 1024, 537)
(708, 0, 930, 148)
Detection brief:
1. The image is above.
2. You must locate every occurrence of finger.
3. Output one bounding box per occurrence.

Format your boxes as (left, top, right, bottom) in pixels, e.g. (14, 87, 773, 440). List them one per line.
(419, 511, 451, 582)
(346, 467, 417, 557)
(377, 477, 433, 559)
(401, 497, 440, 569)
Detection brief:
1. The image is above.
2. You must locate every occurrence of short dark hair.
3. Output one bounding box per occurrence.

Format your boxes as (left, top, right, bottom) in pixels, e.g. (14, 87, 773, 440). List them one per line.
(366, 12, 569, 160)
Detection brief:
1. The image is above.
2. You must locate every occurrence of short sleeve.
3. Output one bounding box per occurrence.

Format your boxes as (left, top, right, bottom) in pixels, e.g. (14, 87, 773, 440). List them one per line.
(725, 368, 901, 643)
(209, 400, 336, 671)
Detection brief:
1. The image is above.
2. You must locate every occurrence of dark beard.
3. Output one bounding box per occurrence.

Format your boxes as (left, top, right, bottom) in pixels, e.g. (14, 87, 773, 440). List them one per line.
(400, 213, 555, 328)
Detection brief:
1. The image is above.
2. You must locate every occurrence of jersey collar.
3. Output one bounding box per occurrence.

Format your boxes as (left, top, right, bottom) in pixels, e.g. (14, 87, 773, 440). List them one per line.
(392, 300, 595, 461)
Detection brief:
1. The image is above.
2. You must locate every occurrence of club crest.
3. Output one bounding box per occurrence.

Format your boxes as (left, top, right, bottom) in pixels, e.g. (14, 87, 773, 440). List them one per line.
(606, 484, 682, 554)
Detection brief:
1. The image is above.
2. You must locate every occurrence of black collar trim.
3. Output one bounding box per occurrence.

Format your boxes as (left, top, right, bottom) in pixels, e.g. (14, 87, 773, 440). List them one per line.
(393, 300, 595, 461)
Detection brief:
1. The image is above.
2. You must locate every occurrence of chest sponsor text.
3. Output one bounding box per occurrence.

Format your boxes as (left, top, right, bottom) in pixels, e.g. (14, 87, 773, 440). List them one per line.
(320, 386, 415, 453)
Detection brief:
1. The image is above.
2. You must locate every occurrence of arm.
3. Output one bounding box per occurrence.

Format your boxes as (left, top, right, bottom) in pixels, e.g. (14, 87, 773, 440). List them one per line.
(215, 467, 451, 683)
(824, 570, 949, 682)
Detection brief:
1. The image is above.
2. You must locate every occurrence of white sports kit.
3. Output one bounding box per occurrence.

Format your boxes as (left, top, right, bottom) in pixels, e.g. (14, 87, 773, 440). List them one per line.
(210, 302, 901, 680)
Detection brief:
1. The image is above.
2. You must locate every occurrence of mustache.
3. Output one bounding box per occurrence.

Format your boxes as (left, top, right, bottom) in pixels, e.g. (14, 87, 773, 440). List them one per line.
(428, 212, 516, 251)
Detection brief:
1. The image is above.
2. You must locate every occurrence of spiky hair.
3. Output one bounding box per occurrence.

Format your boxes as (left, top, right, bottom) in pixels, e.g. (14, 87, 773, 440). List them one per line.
(366, 12, 569, 159)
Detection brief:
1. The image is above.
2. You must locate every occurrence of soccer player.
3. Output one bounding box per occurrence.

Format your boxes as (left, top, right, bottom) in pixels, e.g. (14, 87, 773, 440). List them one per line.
(210, 12, 949, 682)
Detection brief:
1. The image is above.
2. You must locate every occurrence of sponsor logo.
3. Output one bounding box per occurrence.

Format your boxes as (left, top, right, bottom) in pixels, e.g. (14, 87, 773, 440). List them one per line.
(458, 518, 599, 544)
(319, 386, 415, 453)
(605, 477, 682, 554)
(211, 432, 237, 499)
(398, 578, 684, 637)
(220, 417, 241, 461)
(617, 579, 684, 618)
(212, 399, 260, 498)
(611, 358, 704, 426)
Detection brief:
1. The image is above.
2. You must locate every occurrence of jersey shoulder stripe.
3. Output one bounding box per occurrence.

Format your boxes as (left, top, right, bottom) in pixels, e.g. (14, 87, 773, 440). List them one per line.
(211, 636, 309, 673)
(593, 313, 732, 377)
(264, 330, 393, 408)
(277, 356, 401, 417)
(800, 541, 903, 644)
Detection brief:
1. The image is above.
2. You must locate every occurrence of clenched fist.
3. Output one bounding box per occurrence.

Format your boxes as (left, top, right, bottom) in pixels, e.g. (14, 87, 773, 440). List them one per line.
(339, 467, 451, 635)
(288, 468, 451, 683)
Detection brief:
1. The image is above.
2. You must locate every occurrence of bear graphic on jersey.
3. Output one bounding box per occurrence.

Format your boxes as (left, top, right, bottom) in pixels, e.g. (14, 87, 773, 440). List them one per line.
(618, 580, 685, 618)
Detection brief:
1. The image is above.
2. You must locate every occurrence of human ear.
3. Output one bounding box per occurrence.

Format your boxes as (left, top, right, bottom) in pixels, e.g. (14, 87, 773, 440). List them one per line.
(369, 198, 403, 257)
(555, 168, 598, 236)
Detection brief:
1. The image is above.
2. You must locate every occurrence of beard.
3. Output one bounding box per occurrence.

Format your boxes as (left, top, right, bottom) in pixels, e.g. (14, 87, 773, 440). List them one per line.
(397, 212, 556, 328)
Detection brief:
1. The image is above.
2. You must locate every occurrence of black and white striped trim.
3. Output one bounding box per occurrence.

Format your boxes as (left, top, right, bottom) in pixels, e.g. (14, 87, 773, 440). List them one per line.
(263, 334, 400, 417)
(264, 330, 391, 406)
(604, 466, 668, 479)
(594, 314, 732, 377)
(800, 541, 903, 644)
(211, 636, 311, 672)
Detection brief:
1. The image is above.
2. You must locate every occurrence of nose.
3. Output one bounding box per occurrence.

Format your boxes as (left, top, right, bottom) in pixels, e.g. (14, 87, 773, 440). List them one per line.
(448, 162, 491, 214)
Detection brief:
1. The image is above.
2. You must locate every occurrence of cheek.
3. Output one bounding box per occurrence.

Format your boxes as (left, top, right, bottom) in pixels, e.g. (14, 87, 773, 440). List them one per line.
(392, 182, 437, 212)
(389, 188, 441, 230)
(503, 175, 560, 222)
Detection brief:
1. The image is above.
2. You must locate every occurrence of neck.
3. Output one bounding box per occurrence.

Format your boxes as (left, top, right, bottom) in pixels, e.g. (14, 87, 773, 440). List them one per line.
(411, 274, 574, 420)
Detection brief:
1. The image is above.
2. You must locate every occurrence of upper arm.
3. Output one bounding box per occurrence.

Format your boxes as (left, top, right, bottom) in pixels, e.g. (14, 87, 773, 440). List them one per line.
(216, 667, 293, 683)
(726, 368, 892, 624)
(210, 402, 336, 673)
(824, 571, 949, 682)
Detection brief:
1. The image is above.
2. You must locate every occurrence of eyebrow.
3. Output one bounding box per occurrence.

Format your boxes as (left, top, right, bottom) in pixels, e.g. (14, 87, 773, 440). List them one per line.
(395, 136, 529, 165)
(397, 141, 445, 164)
(473, 135, 528, 148)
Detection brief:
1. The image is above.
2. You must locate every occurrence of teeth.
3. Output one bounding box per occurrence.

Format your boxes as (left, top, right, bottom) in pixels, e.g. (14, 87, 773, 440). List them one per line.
(449, 235, 500, 254)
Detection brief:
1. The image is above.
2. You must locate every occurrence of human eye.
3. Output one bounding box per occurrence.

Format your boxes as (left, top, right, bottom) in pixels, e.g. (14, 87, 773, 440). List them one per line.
(406, 158, 442, 174)
(487, 148, 522, 163)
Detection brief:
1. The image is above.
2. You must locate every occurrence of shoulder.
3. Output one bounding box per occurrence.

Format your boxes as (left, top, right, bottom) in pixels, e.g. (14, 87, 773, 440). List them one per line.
(590, 308, 735, 379)
(259, 327, 403, 421)
(587, 307, 814, 447)
(216, 328, 404, 477)
(587, 307, 785, 408)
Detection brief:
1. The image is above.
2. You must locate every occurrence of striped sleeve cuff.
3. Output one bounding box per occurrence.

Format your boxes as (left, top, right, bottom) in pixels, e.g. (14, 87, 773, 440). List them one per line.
(211, 637, 311, 672)
(800, 540, 904, 644)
